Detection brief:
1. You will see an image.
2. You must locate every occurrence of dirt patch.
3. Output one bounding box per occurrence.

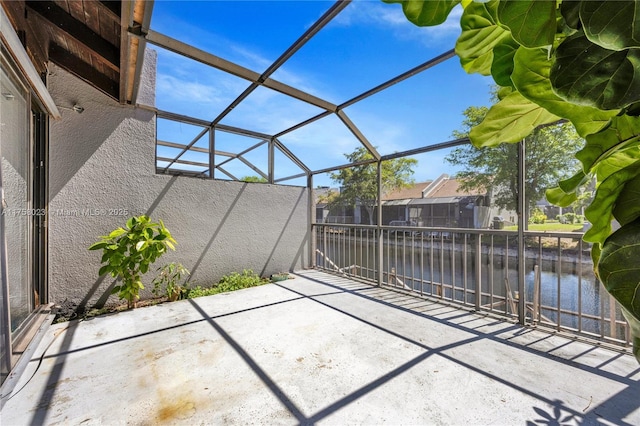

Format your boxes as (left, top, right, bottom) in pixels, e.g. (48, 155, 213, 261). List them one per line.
(52, 297, 168, 323)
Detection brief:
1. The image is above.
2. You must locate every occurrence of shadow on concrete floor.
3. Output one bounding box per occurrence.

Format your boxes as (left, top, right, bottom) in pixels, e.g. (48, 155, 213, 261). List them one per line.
(2, 270, 639, 425)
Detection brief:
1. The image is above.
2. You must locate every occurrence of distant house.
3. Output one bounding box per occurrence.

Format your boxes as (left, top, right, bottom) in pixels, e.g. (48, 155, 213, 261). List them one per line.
(382, 175, 492, 229)
(315, 174, 503, 228)
(314, 187, 355, 223)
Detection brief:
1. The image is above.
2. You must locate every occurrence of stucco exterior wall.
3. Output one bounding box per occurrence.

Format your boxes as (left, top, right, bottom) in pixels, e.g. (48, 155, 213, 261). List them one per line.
(47, 51, 309, 308)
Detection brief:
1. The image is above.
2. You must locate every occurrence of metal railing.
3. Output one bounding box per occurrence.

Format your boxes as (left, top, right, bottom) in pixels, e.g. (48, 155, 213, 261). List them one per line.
(313, 223, 630, 348)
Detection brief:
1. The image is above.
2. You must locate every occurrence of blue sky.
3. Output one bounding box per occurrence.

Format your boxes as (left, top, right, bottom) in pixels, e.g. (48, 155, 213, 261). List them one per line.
(149, 0, 493, 186)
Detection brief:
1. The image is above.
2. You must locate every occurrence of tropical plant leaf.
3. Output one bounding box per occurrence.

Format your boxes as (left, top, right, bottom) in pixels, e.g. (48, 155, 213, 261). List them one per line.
(383, 0, 460, 26)
(497, 0, 556, 48)
(576, 115, 640, 173)
(613, 173, 640, 226)
(491, 36, 519, 87)
(560, 0, 581, 30)
(597, 218, 640, 361)
(558, 170, 588, 193)
(580, 0, 640, 51)
(622, 307, 640, 362)
(456, 0, 510, 75)
(511, 47, 617, 137)
(469, 91, 560, 147)
(595, 151, 640, 182)
(545, 186, 578, 207)
(551, 32, 640, 110)
(584, 161, 640, 244)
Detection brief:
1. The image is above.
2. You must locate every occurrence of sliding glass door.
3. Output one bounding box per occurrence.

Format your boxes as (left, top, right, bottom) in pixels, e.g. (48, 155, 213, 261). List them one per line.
(0, 47, 45, 384)
(1, 58, 32, 333)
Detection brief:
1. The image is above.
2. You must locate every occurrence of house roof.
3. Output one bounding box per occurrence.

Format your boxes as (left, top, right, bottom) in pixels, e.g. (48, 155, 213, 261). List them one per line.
(382, 182, 432, 201)
(382, 176, 486, 204)
(426, 178, 486, 199)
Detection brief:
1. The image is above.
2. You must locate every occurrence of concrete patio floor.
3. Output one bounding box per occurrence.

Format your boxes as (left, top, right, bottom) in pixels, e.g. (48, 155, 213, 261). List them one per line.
(1, 270, 640, 425)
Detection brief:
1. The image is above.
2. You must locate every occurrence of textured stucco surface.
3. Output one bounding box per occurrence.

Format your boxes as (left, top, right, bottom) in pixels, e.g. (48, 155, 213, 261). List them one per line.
(46, 53, 309, 308)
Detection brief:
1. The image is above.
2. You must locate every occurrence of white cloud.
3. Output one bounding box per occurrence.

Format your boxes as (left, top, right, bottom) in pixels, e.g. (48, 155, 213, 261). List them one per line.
(334, 1, 462, 47)
(156, 74, 226, 106)
(150, 1, 463, 176)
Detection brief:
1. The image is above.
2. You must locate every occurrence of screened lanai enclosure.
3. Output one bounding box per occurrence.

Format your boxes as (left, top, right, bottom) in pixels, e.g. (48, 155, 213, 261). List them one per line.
(142, 1, 629, 347)
(0, 0, 633, 393)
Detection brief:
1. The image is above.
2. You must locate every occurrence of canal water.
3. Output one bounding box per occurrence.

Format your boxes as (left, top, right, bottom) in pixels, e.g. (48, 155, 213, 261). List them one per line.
(316, 236, 624, 340)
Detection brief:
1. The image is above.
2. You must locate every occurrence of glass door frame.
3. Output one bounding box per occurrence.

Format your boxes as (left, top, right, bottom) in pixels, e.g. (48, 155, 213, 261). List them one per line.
(0, 43, 48, 385)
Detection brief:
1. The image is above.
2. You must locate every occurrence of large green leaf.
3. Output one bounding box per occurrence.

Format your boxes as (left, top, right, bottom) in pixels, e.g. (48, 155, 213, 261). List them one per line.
(545, 186, 578, 207)
(456, 0, 511, 75)
(580, 0, 640, 51)
(497, 0, 556, 48)
(491, 36, 519, 87)
(545, 169, 589, 208)
(597, 218, 640, 362)
(584, 161, 640, 244)
(559, 0, 581, 30)
(383, 0, 460, 26)
(551, 32, 640, 110)
(595, 151, 640, 181)
(613, 173, 640, 226)
(558, 170, 588, 194)
(469, 91, 560, 147)
(575, 115, 640, 172)
(511, 47, 617, 137)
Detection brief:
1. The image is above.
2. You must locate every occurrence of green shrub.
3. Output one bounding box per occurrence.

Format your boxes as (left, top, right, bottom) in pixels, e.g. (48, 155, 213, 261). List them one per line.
(529, 208, 547, 224)
(152, 262, 190, 301)
(217, 269, 265, 292)
(187, 269, 267, 299)
(89, 216, 176, 309)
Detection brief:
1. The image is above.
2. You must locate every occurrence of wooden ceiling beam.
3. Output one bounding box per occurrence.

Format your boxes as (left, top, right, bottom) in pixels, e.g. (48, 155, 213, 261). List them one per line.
(49, 42, 118, 98)
(26, 0, 119, 67)
(99, 0, 121, 18)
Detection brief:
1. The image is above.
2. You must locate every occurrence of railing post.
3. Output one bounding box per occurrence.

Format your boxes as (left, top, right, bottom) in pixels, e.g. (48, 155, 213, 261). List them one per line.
(517, 139, 526, 325)
(308, 174, 315, 269)
(323, 223, 328, 270)
(377, 160, 383, 287)
(475, 233, 481, 311)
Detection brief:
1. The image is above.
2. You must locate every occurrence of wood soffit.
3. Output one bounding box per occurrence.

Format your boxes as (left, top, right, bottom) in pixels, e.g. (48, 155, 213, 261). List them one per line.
(1, 0, 148, 103)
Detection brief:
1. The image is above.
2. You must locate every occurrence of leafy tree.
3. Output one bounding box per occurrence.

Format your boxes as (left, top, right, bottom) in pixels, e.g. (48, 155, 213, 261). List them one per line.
(317, 189, 339, 205)
(328, 147, 417, 225)
(446, 105, 583, 214)
(385, 0, 640, 360)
